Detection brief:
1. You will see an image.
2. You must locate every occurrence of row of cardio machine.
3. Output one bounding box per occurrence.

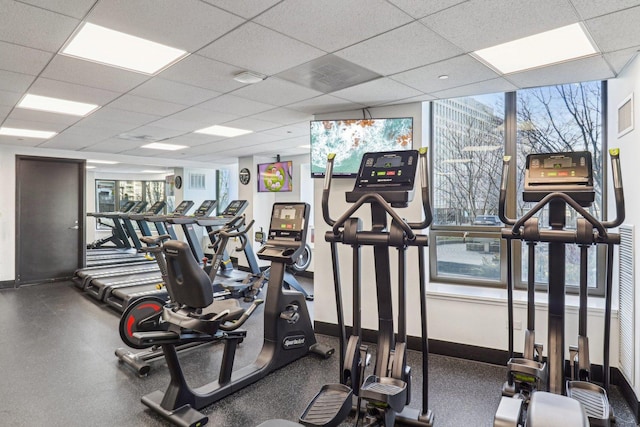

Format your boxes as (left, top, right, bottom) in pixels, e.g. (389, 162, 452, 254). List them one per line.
(123, 147, 624, 427)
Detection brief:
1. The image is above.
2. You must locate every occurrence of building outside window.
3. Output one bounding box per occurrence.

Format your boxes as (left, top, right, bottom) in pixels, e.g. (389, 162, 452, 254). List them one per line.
(430, 81, 605, 294)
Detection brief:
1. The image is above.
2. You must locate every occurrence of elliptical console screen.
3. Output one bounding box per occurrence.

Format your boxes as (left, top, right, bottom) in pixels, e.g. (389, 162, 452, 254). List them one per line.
(525, 151, 593, 187)
(353, 150, 418, 192)
(269, 203, 306, 241)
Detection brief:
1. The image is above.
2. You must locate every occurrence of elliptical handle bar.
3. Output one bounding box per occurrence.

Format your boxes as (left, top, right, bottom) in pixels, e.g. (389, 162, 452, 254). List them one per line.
(332, 193, 416, 240)
(602, 148, 625, 229)
(407, 147, 433, 229)
(498, 155, 517, 226)
(322, 153, 337, 226)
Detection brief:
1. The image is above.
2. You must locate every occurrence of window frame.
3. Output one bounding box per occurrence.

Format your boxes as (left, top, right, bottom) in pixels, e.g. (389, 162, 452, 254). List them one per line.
(428, 82, 608, 296)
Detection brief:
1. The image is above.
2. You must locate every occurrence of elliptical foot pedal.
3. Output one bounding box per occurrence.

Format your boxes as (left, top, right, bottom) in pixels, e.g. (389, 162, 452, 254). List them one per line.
(359, 375, 407, 413)
(299, 384, 352, 427)
(566, 380, 612, 426)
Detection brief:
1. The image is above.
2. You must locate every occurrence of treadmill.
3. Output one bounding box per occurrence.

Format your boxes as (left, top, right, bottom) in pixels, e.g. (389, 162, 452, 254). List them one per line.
(89, 200, 217, 308)
(86, 200, 138, 251)
(103, 201, 252, 312)
(73, 201, 194, 290)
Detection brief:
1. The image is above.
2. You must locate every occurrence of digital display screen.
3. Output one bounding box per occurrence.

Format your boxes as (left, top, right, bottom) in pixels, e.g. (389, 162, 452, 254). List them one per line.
(173, 201, 192, 214)
(269, 203, 307, 240)
(194, 200, 216, 216)
(257, 161, 293, 192)
(221, 200, 247, 216)
(526, 152, 590, 182)
(354, 150, 418, 190)
(310, 118, 413, 177)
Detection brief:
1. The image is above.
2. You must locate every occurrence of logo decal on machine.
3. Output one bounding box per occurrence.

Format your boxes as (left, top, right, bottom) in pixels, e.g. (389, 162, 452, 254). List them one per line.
(283, 334, 306, 350)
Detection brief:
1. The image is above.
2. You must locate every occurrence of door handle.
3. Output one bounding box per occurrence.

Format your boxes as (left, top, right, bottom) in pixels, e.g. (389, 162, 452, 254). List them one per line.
(69, 225, 79, 230)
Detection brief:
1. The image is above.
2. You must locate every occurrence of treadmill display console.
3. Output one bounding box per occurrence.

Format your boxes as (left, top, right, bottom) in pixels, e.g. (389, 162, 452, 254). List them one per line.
(146, 200, 166, 214)
(193, 200, 217, 217)
(221, 200, 248, 217)
(172, 200, 193, 215)
(129, 201, 148, 214)
(120, 200, 137, 212)
(524, 151, 594, 204)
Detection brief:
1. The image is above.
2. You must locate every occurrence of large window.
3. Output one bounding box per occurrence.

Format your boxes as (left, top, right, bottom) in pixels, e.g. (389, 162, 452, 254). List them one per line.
(94, 179, 167, 230)
(430, 81, 606, 294)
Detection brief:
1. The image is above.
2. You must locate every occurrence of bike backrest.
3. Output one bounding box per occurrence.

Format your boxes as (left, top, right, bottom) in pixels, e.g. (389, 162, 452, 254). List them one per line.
(163, 240, 213, 309)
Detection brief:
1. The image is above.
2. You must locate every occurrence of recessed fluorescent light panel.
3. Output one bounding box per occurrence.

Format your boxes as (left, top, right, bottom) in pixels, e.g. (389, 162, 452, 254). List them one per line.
(195, 125, 253, 137)
(61, 23, 188, 75)
(142, 170, 167, 173)
(18, 94, 99, 116)
(473, 23, 597, 74)
(87, 159, 119, 164)
(86, 165, 96, 169)
(141, 142, 187, 151)
(0, 127, 57, 138)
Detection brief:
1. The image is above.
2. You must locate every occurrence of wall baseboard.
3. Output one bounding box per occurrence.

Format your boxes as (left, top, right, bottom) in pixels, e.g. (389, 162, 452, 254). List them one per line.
(314, 321, 640, 422)
(0, 280, 15, 289)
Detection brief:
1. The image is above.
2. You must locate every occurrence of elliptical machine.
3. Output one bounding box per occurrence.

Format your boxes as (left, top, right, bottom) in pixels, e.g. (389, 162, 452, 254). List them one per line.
(494, 149, 624, 426)
(262, 149, 434, 427)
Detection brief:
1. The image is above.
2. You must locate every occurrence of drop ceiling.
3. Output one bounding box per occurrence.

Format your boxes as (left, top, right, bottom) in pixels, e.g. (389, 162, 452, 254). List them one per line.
(0, 0, 638, 172)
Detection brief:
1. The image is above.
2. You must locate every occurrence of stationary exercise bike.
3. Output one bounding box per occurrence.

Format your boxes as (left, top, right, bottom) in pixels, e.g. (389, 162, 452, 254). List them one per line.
(136, 202, 333, 426)
(260, 148, 434, 427)
(116, 232, 261, 376)
(494, 149, 624, 426)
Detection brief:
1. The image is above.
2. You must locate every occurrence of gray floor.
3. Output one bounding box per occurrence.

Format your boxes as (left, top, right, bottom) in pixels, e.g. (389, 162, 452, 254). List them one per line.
(0, 279, 637, 427)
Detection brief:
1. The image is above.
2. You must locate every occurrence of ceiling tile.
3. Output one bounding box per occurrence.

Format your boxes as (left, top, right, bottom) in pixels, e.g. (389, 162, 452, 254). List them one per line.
(387, 0, 468, 19)
(585, 6, 640, 52)
(61, 124, 134, 140)
(0, 135, 46, 147)
(506, 55, 614, 88)
(220, 117, 281, 132)
(570, 0, 640, 20)
(262, 122, 311, 138)
(29, 78, 121, 105)
(331, 78, 423, 106)
(254, 0, 413, 52)
(120, 125, 186, 140)
(335, 22, 463, 76)
(0, 70, 36, 95)
(604, 47, 640, 74)
(2, 117, 67, 132)
(202, 0, 281, 19)
(7, 108, 82, 127)
(199, 22, 326, 75)
(0, 41, 53, 75)
(160, 133, 224, 146)
(19, 0, 97, 19)
(391, 55, 500, 93)
(80, 107, 161, 128)
(108, 94, 188, 116)
(158, 54, 247, 93)
(431, 77, 519, 99)
(250, 108, 313, 125)
(198, 94, 275, 116)
(81, 138, 143, 153)
(130, 78, 220, 106)
(231, 78, 323, 106)
(287, 94, 366, 115)
(0, 0, 79, 52)
(422, 0, 579, 52)
(87, 0, 245, 52)
(39, 132, 101, 150)
(164, 107, 239, 127)
(41, 55, 149, 93)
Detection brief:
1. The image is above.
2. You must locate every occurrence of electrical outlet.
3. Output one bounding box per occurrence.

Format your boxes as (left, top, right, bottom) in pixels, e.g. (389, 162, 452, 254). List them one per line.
(514, 320, 522, 330)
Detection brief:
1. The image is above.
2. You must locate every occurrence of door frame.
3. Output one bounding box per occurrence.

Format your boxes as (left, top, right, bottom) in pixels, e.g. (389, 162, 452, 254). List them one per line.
(15, 156, 86, 287)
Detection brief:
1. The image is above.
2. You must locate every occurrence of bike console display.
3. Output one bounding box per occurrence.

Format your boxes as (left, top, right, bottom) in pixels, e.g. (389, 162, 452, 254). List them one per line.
(524, 151, 594, 205)
(257, 202, 310, 264)
(347, 150, 419, 206)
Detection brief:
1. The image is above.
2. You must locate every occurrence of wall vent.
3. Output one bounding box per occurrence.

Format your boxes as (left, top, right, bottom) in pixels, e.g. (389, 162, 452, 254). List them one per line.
(189, 173, 206, 190)
(617, 93, 634, 137)
(618, 224, 634, 386)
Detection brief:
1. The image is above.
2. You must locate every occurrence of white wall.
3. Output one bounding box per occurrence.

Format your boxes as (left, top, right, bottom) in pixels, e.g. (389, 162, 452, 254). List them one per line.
(235, 153, 311, 269)
(311, 101, 621, 367)
(607, 53, 640, 394)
